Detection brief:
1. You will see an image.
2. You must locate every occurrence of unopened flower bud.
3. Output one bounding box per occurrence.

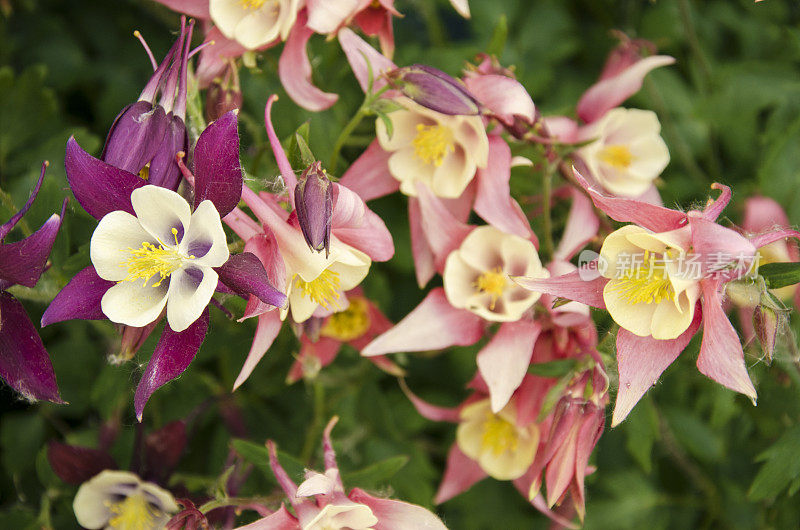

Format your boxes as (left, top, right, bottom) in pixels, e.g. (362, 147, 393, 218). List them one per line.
(725, 278, 762, 308)
(205, 79, 242, 122)
(294, 161, 332, 257)
(387, 64, 481, 116)
(754, 306, 780, 362)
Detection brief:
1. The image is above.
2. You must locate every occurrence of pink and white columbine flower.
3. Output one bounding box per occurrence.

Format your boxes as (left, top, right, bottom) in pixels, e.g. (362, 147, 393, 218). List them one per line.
(90, 185, 229, 332)
(516, 168, 800, 425)
(576, 107, 670, 197)
(209, 0, 301, 49)
(236, 418, 448, 530)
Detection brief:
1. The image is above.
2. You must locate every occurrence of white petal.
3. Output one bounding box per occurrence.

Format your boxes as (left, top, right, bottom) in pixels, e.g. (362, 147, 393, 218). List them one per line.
(432, 144, 474, 198)
(209, 0, 247, 40)
(101, 278, 169, 328)
(376, 108, 430, 151)
(73, 471, 142, 529)
(90, 211, 154, 282)
(458, 226, 505, 272)
(139, 482, 179, 514)
(602, 280, 659, 337)
(234, 7, 281, 49)
(443, 253, 481, 310)
(131, 185, 192, 248)
(388, 148, 436, 197)
(166, 266, 218, 332)
(181, 200, 229, 267)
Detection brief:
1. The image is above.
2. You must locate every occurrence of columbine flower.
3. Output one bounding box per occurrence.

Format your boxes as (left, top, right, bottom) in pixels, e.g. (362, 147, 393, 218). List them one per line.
(0, 162, 66, 403)
(236, 418, 448, 530)
(576, 107, 670, 197)
(376, 97, 488, 198)
(443, 225, 547, 322)
(73, 470, 178, 530)
(90, 185, 229, 332)
(209, 0, 301, 49)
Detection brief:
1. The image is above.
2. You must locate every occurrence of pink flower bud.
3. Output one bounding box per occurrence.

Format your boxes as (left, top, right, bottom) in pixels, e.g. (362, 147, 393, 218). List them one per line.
(294, 161, 333, 257)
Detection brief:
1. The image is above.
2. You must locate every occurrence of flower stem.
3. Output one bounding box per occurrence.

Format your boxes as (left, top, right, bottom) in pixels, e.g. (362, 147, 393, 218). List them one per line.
(300, 380, 326, 464)
(541, 161, 557, 261)
(329, 105, 368, 174)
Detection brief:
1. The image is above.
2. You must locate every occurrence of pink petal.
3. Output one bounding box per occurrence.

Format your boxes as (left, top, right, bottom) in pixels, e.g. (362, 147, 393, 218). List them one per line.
(573, 167, 687, 233)
(744, 195, 790, 234)
(416, 183, 474, 272)
(279, 11, 339, 112)
(573, 407, 604, 519)
(361, 288, 483, 356)
(337, 28, 397, 93)
(542, 116, 580, 144)
(696, 280, 757, 401)
(331, 184, 395, 261)
(151, 0, 209, 18)
(688, 212, 756, 275)
(264, 95, 299, 195)
(400, 379, 461, 423)
(224, 207, 262, 241)
(554, 188, 599, 261)
(477, 320, 541, 413)
(337, 140, 399, 202)
(349, 488, 448, 530)
(701, 183, 732, 221)
(544, 409, 580, 508)
(463, 74, 535, 125)
(196, 27, 249, 88)
(513, 269, 608, 309)
(322, 417, 343, 484)
(577, 55, 675, 124)
(234, 311, 283, 390)
(613, 311, 701, 426)
(474, 136, 536, 240)
(434, 445, 487, 504)
(235, 505, 300, 529)
(750, 228, 800, 250)
(287, 336, 341, 384)
(408, 197, 436, 288)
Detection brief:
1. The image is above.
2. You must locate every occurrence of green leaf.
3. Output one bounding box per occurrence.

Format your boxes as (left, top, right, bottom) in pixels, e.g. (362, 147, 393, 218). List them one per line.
(486, 15, 508, 57)
(375, 111, 394, 141)
(286, 121, 313, 170)
(749, 425, 800, 500)
(623, 397, 659, 473)
(231, 439, 305, 484)
(342, 455, 409, 489)
(760, 262, 800, 290)
(662, 407, 724, 463)
(527, 358, 578, 378)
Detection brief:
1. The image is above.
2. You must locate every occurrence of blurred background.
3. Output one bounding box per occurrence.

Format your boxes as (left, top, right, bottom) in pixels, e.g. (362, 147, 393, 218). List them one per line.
(2, 0, 800, 527)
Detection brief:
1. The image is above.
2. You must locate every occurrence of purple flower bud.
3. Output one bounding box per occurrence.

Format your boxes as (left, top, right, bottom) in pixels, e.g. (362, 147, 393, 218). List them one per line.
(387, 64, 481, 115)
(294, 161, 332, 257)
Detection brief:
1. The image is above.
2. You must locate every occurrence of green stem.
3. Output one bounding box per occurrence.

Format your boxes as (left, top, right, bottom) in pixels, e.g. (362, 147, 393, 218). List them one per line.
(541, 161, 557, 261)
(329, 105, 368, 174)
(299, 380, 326, 464)
(199, 496, 275, 514)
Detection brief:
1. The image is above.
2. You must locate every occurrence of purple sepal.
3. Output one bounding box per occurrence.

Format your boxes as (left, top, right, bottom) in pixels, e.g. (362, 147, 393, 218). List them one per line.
(47, 441, 116, 485)
(147, 115, 188, 191)
(294, 161, 332, 256)
(101, 101, 169, 176)
(387, 64, 480, 116)
(65, 137, 145, 220)
(134, 309, 209, 421)
(41, 266, 113, 327)
(0, 198, 66, 288)
(0, 161, 47, 241)
(216, 252, 287, 308)
(192, 111, 243, 218)
(0, 292, 63, 403)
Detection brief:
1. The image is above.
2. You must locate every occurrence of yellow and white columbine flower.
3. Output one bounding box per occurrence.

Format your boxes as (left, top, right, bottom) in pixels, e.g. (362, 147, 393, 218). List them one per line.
(377, 97, 488, 198)
(601, 225, 700, 339)
(91, 185, 229, 332)
(443, 226, 547, 322)
(210, 0, 301, 49)
(279, 235, 371, 324)
(578, 107, 669, 197)
(456, 399, 539, 480)
(73, 470, 178, 530)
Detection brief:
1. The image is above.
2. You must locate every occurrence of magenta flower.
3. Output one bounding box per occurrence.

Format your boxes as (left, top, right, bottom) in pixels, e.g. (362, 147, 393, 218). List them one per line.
(235, 417, 448, 530)
(0, 163, 66, 403)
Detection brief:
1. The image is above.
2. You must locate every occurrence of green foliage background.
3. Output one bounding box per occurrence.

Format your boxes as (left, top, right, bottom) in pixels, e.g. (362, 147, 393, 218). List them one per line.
(2, 0, 800, 528)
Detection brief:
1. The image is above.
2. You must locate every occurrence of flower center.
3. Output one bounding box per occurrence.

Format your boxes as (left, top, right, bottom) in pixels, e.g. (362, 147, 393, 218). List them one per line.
(598, 144, 634, 169)
(238, 0, 268, 9)
(413, 124, 454, 167)
(480, 413, 519, 456)
(321, 296, 371, 341)
(106, 493, 161, 529)
(295, 269, 343, 310)
(474, 267, 507, 310)
(608, 250, 675, 305)
(122, 228, 190, 287)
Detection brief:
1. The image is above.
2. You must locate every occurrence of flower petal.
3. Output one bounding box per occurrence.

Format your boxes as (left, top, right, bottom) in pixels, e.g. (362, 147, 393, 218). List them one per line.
(192, 111, 243, 217)
(464, 74, 535, 125)
(41, 266, 114, 326)
(416, 183, 473, 272)
(434, 445, 487, 504)
(90, 210, 155, 282)
(349, 488, 448, 530)
(234, 311, 283, 390)
(0, 161, 47, 240)
(408, 197, 436, 288)
(182, 199, 230, 266)
(338, 27, 396, 93)
(65, 137, 145, 220)
(361, 288, 484, 356)
(331, 184, 395, 262)
(131, 185, 192, 246)
(400, 379, 461, 423)
(0, 292, 62, 403)
(166, 266, 218, 332)
(0, 202, 64, 288)
(554, 189, 599, 261)
(134, 308, 209, 421)
(513, 269, 608, 309)
(216, 252, 287, 308)
(101, 277, 169, 328)
(152, 0, 210, 18)
(338, 140, 400, 202)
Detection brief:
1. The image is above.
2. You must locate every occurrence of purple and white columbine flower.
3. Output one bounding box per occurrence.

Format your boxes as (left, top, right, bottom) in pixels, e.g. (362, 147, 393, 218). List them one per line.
(91, 185, 229, 332)
(0, 162, 66, 402)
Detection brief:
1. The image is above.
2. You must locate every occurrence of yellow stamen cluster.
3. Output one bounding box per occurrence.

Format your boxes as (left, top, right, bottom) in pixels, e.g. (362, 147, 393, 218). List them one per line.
(295, 269, 342, 309)
(598, 144, 634, 169)
(121, 229, 188, 287)
(608, 250, 675, 305)
(238, 0, 267, 9)
(413, 124, 454, 167)
(106, 494, 161, 530)
(474, 267, 507, 310)
(481, 413, 519, 456)
(321, 296, 371, 342)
